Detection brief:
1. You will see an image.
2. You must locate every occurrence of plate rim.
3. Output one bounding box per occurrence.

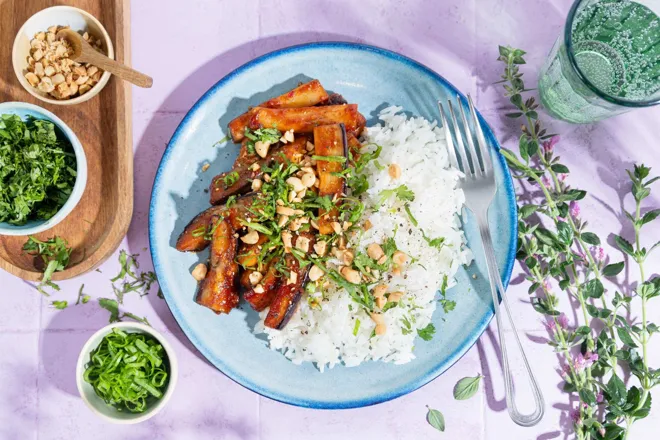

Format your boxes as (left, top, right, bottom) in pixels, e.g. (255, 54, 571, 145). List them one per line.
(149, 41, 518, 409)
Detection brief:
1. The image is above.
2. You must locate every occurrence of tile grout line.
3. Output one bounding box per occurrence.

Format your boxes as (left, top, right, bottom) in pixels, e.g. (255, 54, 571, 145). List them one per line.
(36, 293, 44, 440)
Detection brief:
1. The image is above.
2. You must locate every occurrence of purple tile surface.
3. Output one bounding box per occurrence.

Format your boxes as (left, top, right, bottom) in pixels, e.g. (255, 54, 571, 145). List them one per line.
(1, 0, 660, 438)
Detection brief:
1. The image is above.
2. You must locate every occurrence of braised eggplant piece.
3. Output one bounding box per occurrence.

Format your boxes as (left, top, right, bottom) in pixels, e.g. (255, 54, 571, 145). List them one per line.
(176, 194, 254, 252)
(244, 263, 281, 312)
(248, 104, 366, 136)
(313, 124, 348, 235)
(228, 80, 329, 142)
(209, 165, 258, 205)
(278, 135, 309, 165)
(264, 256, 310, 329)
(196, 216, 240, 314)
(323, 93, 348, 106)
(347, 133, 362, 164)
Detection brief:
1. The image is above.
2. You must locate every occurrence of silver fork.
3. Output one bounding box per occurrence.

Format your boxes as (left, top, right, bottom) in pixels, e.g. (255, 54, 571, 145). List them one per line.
(438, 94, 545, 427)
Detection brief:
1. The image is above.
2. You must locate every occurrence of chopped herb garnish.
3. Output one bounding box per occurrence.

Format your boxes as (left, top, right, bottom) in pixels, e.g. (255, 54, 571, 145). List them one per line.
(401, 316, 413, 335)
(226, 195, 237, 207)
(50, 300, 68, 309)
(404, 203, 418, 227)
(239, 220, 273, 235)
(311, 155, 347, 163)
(98, 298, 151, 326)
(353, 318, 361, 336)
(0, 114, 77, 225)
(422, 230, 445, 250)
(111, 251, 159, 303)
(22, 236, 73, 295)
(417, 323, 436, 341)
(76, 284, 90, 305)
(438, 275, 456, 313)
(379, 184, 415, 205)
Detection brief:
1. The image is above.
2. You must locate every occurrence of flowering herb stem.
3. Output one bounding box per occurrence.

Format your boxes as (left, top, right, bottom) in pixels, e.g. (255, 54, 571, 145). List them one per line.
(497, 45, 659, 440)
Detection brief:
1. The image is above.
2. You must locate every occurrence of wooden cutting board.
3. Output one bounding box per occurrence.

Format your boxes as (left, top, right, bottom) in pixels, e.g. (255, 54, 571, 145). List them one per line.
(0, 0, 133, 281)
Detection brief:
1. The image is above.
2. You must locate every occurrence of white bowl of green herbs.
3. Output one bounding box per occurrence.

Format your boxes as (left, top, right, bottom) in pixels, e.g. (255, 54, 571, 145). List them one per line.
(0, 101, 87, 236)
(76, 322, 178, 424)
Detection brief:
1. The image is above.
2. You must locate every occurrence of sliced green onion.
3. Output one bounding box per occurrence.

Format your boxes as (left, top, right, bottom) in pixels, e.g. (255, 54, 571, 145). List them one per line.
(83, 328, 169, 413)
(311, 155, 347, 163)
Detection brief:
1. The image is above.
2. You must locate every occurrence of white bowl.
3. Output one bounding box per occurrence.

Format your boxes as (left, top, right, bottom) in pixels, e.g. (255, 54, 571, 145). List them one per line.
(76, 322, 178, 424)
(0, 102, 87, 236)
(12, 5, 114, 105)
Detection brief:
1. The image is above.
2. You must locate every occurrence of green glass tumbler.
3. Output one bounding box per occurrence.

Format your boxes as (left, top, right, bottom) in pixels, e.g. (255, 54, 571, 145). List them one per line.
(538, 0, 660, 123)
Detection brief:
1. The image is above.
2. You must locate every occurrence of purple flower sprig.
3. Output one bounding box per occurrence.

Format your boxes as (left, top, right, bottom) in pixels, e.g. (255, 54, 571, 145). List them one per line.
(497, 46, 660, 440)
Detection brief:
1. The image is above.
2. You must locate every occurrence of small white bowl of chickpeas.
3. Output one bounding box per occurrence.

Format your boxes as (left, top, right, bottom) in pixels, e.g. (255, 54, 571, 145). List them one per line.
(12, 6, 114, 105)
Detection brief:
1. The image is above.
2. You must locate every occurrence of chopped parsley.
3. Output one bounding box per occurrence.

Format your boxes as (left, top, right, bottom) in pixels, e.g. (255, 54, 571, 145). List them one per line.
(22, 236, 72, 295)
(404, 204, 418, 227)
(379, 184, 415, 205)
(76, 284, 90, 305)
(438, 275, 456, 313)
(401, 316, 413, 335)
(244, 127, 282, 154)
(110, 251, 159, 304)
(0, 114, 77, 225)
(50, 300, 68, 309)
(417, 323, 436, 341)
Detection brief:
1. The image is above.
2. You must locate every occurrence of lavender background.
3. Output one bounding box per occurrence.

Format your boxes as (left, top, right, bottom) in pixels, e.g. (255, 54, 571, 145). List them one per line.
(2, 0, 660, 438)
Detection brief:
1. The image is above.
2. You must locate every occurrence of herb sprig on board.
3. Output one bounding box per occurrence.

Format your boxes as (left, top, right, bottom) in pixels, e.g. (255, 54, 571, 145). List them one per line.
(0, 114, 77, 225)
(497, 45, 660, 440)
(22, 235, 72, 295)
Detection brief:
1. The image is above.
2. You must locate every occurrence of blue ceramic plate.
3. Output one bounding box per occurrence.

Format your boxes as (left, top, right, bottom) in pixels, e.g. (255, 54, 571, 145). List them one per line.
(149, 42, 516, 409)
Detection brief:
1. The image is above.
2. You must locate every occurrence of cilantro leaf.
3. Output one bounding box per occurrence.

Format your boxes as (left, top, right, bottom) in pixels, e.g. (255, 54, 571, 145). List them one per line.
(0, 114, 77, 225)
(417, 323, 436, 341)
(379, 184, 415, 205)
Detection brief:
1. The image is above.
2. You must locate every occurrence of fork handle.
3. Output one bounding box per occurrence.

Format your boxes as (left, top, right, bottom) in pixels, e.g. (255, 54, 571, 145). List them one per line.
(476, 209, 545, 427)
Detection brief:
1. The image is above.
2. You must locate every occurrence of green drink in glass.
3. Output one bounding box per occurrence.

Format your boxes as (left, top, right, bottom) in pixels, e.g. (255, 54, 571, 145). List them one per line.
(538, 0, 660, 123)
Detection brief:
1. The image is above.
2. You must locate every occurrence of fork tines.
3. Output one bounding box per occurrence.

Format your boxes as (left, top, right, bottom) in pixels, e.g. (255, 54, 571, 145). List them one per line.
(438, 94, 492, 178)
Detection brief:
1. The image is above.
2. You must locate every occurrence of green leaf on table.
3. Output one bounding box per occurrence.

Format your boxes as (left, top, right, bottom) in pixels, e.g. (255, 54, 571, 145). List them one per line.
(615, 235, 635, 257)
(426, 406, 445, 432)
(617, 327, 638, 348)
(551, 164, 570, 174)
(99, 298, 120, 323)
(453, 375, 483, 400)
(505, 112, 523, 118)
(50, 300, 68, 309)
(583, 279, 604, 299)
(602, 262, 625, 277)
(581, 232, 600, 246)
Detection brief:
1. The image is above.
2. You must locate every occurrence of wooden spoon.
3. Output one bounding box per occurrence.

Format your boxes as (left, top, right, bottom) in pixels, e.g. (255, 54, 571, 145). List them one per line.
(57, 29, 153, 88)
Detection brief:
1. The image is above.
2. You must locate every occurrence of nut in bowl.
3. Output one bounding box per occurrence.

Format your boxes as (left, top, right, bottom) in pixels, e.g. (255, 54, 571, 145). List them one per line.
(12, 5, 114, 105)
(76, 322, 178, 424)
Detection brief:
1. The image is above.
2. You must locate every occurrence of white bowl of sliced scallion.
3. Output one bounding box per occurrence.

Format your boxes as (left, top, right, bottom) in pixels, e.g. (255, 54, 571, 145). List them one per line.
(75, 322, 178, 424)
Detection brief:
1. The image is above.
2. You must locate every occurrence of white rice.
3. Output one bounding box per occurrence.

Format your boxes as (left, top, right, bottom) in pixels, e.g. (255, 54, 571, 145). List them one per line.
(254, 106, 473, 371)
